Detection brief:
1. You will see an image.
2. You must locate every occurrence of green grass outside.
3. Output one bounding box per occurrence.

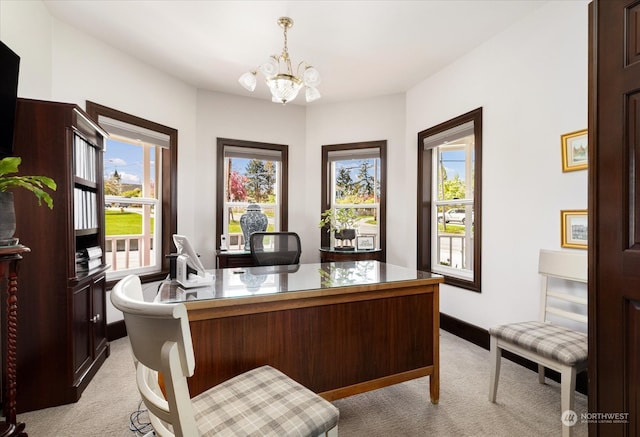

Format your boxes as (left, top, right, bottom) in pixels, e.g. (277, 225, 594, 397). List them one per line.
(105, 210, 154, 235)
(438, 223, 467, 234)
(107, 210, 460, 236)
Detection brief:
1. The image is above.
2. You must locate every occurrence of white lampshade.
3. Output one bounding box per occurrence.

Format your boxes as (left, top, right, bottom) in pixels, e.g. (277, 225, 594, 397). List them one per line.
(305, 86, 322, 103)
(238, 72, 257, 92)
(258, 57, 279, 78)
(303, 67, 321, 87)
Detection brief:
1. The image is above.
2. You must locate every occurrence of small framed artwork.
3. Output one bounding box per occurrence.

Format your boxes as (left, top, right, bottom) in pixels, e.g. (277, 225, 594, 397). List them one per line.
(561, 210, 588, 249)
(356, 235, 375, 250)
(561, 129, 588, 172)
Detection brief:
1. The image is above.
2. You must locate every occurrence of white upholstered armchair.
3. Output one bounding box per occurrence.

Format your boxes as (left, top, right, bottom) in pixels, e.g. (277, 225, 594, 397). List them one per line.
(111, 274, 339, 437)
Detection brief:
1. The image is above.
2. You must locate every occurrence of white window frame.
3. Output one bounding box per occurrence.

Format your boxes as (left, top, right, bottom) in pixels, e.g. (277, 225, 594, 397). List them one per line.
(216, 139, 288, 250)
(430, 140, 474, 280)
(327, 149, 381, 249)
(102, 135, 164, 281)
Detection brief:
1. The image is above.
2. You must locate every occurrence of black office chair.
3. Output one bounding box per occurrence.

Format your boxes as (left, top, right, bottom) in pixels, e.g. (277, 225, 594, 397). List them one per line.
(250, 232, 301, 266)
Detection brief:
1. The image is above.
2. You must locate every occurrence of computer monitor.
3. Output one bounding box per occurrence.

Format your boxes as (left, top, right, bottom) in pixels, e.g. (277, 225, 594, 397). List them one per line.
(172, 234, 206, 275)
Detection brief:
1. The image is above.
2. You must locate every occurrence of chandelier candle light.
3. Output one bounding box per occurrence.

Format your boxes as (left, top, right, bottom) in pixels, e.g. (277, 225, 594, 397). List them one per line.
(238, 17, 321, 104)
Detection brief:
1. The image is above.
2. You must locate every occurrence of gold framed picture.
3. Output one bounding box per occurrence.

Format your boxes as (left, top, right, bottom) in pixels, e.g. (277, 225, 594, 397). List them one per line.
(561, 210, 588, 249)
(561, 129, 588, 172)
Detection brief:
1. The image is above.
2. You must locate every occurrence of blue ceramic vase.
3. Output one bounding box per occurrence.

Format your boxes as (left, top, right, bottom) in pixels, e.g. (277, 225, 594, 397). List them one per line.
(240, 203, 268, 251)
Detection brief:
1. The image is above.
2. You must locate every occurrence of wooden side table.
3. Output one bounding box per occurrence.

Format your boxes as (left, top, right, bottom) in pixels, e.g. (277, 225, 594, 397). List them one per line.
(319, 247, 383, 263)
(0, 245, 29, 437)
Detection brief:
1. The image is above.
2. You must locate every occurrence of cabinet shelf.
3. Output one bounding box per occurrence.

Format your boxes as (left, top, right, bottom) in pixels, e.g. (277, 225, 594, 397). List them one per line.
(70, 264, 110, 285)
(12, 98, 110, 413)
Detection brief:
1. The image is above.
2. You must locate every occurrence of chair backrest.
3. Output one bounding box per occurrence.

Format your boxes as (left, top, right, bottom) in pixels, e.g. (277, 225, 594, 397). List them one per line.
(250, 231, 302, 266)
(538, 249, 588, 331)
(111, 275, 198, 436)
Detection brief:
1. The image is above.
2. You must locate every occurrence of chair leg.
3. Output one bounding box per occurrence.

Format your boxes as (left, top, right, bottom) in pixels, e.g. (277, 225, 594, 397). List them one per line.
(489, 335, 501, 402)
(560, 365, 577, 437)
(538, 364, 546, 384)
(325, 425, 338, 437)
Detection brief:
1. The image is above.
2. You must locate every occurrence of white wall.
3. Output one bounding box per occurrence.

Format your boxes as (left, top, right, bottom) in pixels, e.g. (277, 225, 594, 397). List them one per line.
(305, 94, 406, 264)
(1, 1, 53, 99)
(196, 90, 306, 266)
(406, 0, 589, 329)
(2, 0, 590, 331)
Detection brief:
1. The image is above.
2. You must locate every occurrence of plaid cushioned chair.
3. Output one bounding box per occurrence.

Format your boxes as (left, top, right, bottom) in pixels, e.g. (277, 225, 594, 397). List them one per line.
(112, 275, 339, 437)
(488, 249, 587, 437)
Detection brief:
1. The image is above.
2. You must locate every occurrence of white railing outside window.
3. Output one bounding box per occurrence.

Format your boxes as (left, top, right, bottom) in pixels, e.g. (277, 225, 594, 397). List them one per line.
(105, 195, 160, 279)
(430, 139, 475, 281)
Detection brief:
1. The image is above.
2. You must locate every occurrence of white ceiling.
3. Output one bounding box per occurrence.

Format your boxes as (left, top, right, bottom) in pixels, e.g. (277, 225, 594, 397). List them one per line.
(43, 0, 546, 105)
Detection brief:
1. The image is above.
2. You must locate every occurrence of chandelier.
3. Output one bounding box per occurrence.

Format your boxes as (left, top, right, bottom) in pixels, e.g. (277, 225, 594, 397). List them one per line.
(238, 17, 321, 105)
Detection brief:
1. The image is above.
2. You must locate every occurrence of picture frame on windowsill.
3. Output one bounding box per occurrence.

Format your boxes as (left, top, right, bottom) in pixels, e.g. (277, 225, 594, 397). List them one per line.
(356, 235, 375, 250)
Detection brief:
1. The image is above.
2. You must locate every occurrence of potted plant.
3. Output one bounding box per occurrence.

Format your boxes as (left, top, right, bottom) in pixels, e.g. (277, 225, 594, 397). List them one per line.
(318, 207, 359, 249)
(0, 156, 56, 243)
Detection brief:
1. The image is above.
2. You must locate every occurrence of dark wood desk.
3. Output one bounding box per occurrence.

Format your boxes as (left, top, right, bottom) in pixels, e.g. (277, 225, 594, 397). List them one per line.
(156, 261, 443, 403)
(319, 247, 383, 263)
(215, 250, 255, 268)
(0, 245, 29, 437)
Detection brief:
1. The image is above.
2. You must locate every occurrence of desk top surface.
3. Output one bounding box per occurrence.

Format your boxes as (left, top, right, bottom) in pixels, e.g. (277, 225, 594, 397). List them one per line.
(157, 261, 442, 304)
(319, 247, 381, 254)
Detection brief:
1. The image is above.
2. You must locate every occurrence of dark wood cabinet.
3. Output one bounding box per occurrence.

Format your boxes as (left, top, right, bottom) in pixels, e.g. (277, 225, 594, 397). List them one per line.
(215, 250, 256, 268)
(11, 98, 110, 413)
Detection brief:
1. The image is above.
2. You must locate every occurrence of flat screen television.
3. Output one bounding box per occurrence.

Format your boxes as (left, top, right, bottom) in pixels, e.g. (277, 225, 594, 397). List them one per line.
(0, 40, 20, 158)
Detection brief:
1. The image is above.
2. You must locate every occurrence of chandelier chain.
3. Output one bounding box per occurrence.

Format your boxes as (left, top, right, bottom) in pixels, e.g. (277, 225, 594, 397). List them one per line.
(281, 23, 293, 74)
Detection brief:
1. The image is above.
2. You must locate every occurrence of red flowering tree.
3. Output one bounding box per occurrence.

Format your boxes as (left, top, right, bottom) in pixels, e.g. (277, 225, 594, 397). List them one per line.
(228, 170, 247, 201)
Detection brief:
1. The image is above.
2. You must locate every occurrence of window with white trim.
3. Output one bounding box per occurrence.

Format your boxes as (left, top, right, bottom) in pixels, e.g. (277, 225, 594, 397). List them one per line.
(321, 141, 386, 257)
(418, 108, 482, 292)
(103, 137, 161, 278)
(216, 139, 288, 250)
(87, 101, 177, 285)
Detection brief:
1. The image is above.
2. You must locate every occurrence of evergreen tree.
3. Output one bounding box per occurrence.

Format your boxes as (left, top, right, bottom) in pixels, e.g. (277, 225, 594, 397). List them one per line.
(356, 160, 374, 199)
(335, 167, 354, 200)
(264, 161, 276, 197)
(244, 159, 275, 203)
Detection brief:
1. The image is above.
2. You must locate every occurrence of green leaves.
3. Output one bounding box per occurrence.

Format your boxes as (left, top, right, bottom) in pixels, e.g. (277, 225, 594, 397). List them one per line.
(318, 207, 359, 233)
(0, 157, 57, 209)
(0, 156, 21, 176)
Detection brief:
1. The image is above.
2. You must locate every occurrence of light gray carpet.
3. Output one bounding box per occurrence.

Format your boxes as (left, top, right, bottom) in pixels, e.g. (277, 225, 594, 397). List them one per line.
(17, 330, 587, 436)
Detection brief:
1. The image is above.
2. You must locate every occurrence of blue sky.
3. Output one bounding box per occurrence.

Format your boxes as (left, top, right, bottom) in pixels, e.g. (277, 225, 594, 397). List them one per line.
(104, 139, 155, 185)
(335, 159, 377, 180)
(105, 146, 464, 186)
(231, 158, 249, 173)
(441, 150, 466, 180)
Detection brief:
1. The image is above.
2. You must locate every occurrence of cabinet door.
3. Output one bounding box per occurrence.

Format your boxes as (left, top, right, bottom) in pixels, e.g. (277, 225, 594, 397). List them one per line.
(72, 282, 92, 383)
(91, 275, 107, 357)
